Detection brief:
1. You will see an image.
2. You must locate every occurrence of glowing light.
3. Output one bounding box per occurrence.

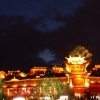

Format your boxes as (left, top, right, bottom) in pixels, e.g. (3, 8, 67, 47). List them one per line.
(65, 55, 86, 64)
(13, 96, 25, 100)
(26, 90, 30, 94)
(85, 79, 89, 87)
(42, 96, 51, 100)
(22, 84, 27, 87)
(12, 85, 17, 87)
(60, 95, 68, 100)
(90, 81, 94, 83)
(7, 89, 10, 96)
(69, 80, 73, 88)
(9, 77, 19, 82)
(75, 93, 81, 98)
(19, 72, 27, 77)
(69, 83, 73, 88)
(32, 83, 37, 86)
(0, 74, 5, 79)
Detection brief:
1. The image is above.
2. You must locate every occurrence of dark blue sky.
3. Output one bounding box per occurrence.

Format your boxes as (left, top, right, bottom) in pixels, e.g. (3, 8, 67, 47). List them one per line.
(0, 0, 84, 66)
(0, 0, 84, 31)
(0, 0, 100, 71)
(0, 0, 83, 17)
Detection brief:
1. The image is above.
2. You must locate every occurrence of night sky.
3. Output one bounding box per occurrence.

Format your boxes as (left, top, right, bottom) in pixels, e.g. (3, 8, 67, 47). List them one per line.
(0, 0, 100, 71)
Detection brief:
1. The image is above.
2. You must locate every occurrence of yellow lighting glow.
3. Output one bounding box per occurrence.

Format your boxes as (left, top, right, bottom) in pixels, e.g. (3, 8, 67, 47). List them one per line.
(85, 82, 89, 87)
(42, 96, 51, 100)
(12, 85, 17, 87)
(65, 55, 86, 64)
(22, 84, 27, 87)
(13, 96, 25, 100)
(60, 95, 68, 100)
(69, 82, 73, 88)
(90, 81, 94, 83)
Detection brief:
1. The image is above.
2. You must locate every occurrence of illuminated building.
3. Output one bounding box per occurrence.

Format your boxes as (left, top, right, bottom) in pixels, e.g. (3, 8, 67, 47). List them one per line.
(65, 56, 90, 94)
(1, 59, 100, 99)
(2, 67, 67, 99)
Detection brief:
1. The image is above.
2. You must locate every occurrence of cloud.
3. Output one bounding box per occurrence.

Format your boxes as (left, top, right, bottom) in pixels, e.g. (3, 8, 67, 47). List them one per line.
(38, 49, 55, 62)
(35, 18, 65, 32)
(1, 0, 100, 71)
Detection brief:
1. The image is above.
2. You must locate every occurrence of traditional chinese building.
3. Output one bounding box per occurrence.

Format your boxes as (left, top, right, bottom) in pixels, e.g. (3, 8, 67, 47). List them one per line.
(1, 62, 100, 99)
(65, 56, 90, 95)
(2, 67, 68, 99)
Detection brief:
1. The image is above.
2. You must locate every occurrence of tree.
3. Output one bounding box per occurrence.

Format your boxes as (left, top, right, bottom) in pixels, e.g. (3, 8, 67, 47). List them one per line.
(36, 78, 74, 100)
(0, 79, 6, 100)
(69, 45, 92, 61)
